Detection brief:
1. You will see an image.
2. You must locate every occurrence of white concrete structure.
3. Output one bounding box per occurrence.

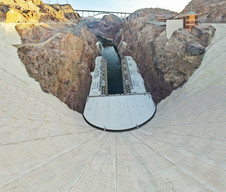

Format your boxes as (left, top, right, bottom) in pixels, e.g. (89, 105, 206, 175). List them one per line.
(125, 56, 146, 93)
(84, 94, 156, 130)
(0, 23, 226, 191)
(95, 42, 101, 54)
(85, 55, 155, 130)
(89, 56, 107, 96)
(166, 19, 184, 39)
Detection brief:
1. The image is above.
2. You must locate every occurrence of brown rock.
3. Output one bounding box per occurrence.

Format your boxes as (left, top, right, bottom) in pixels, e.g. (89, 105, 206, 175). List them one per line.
(1, 0, 81, 23)
(155, 28, 207, 88)
(0, 11, 5, 22)
(49, 4, 81, 23)
(115, 8, 215, 103)
(181, 0, 226, 23)
(85, 14, 124, 40)
(6, 8, 39, 23)
(17, 24, 98, 113)
(32, 0, 41, 5)
(16, 23, 55, 43)
(191, 25, 216, 47)
(0, 3, 9, 22)
(126, 8, 176, 22)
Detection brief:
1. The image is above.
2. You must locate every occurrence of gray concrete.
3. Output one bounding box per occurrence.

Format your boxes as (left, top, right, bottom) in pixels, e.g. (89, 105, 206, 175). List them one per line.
(166, 19, 184, 39)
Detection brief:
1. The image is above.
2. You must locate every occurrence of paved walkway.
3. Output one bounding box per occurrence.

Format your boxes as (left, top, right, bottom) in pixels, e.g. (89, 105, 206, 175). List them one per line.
(0, 23, 226, 191)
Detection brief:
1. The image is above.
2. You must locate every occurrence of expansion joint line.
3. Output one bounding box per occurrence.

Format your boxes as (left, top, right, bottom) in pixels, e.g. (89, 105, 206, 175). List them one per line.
(67, 133, 109, 192)
(130, 132, 216, 192)
(0, 132, 100, 190)
(114, 133, 118, 190)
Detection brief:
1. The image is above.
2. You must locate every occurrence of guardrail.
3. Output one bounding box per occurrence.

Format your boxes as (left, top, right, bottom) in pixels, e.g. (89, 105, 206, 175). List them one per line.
(74, 9, 131, 18)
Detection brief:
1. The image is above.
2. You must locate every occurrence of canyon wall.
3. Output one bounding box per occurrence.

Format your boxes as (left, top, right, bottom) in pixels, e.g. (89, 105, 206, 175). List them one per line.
(17, 23, 98, 113)
(85, 14, 124, 40)
(181, 0, 226, 23)
(0, 0, 80, 23)
(115, 8, 215, 103)
(1, 0, 98, 113)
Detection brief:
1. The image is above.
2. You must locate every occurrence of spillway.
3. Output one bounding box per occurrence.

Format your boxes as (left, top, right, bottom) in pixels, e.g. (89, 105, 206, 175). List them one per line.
(83, 56, 156, 131)
(0, 23, 226, 191)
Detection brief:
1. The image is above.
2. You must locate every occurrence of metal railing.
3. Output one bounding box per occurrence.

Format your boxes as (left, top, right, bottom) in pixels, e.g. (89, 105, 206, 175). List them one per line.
(74, 9, 131, 18)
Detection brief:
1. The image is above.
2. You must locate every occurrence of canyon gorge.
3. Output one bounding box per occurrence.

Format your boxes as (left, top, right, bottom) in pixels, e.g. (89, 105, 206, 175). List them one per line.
(0, 0, 226, 191)
(1, 0, 224, 111)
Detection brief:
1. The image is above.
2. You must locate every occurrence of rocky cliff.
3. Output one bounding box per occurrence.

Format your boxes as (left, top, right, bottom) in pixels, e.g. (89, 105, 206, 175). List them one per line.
(17, 23, 98, 113)
(85, 14, 124, 40)
(181, 0, 226, 23)
(115, 8, 215, 103)
(0, 0, 80, 23)
(126, 8, 176, 22)
(1, 0, 98, 113)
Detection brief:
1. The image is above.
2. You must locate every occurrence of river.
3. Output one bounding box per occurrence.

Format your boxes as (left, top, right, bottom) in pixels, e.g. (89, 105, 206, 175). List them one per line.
(98, 37, 123, 95)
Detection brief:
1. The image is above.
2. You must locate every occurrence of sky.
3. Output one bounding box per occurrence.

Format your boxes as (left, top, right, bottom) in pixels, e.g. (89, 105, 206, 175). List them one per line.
(43, 0, 192, 13)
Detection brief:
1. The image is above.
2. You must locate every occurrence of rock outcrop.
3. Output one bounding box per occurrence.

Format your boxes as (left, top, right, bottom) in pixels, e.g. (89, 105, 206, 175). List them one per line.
(154, 26, 215, 88)
(115, 8, 215, 103)
(1, 0, 98, 113)
(85, 14, 124, 40)
(181, 0, 226, 23)
(0, 3, 9, 22)
(0, 0, 81, 23)
(49, 4, 81, 23)
(126, 8, 176, 22)
(17, 23, 98, 113)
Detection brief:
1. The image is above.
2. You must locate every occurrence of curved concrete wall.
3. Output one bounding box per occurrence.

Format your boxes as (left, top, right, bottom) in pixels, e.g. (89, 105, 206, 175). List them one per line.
(0, 23, 226, 191)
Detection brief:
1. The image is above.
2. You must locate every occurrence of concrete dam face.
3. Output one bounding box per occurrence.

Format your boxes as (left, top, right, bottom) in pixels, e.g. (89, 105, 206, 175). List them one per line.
(0, 23, 226, 192)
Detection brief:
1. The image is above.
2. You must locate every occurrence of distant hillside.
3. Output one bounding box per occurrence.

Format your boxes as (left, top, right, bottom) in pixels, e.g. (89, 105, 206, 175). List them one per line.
(126, 8, 177, 22)
(85, 14, 123, 40)
(181, 0, 226, 23)
(0, 0, 80, 23)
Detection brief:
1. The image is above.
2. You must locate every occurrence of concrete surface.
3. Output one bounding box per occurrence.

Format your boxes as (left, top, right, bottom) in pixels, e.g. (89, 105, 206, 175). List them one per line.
(166, 19, 184, 39)
(89, 56, 107, 96)
(0, 22, 226, 191)
(84, 93, 156, 130)
(125, 56, 146, 94)
(85, 55, 155, 130)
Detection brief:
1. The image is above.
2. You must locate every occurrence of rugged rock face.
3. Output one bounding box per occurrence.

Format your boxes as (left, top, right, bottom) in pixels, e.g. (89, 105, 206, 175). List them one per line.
(48, 4, 81, 23)
(181, 0, 226, 23)
(115, 8, 215, 103)
(1, 0, 98, 113)
(126, 8, 176, 22)
(154, 26, 215, 88)
(0, 0, 81, 23)
(0, 3, 8, 22)
(17, 23, 98, 113)
(85, 14, 124, 40)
